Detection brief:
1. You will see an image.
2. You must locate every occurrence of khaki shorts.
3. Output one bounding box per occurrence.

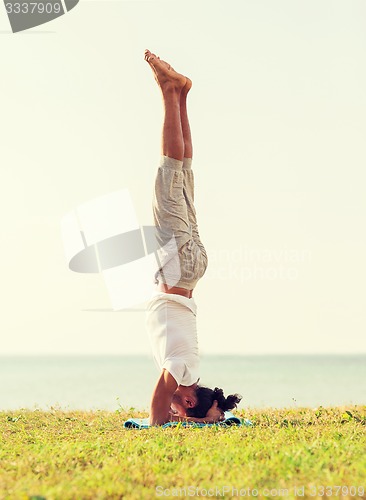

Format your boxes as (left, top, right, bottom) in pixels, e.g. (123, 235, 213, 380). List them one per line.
(152, 155, 208, 290)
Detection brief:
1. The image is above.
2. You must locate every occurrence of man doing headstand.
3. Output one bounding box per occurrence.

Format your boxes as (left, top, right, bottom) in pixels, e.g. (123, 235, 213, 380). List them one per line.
(144, 50, 241, 426)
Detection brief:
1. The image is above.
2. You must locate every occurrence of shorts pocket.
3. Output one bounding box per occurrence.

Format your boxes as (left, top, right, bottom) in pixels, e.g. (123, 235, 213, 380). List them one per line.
(178, 239, 206, 283)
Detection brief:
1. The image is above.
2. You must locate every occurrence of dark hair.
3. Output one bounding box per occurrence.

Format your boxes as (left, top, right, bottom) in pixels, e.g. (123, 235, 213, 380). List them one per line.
(186, 385, 242, 419)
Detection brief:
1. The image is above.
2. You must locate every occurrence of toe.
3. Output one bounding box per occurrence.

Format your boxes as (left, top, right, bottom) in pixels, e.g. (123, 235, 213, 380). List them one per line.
(144, 49, 153, 61)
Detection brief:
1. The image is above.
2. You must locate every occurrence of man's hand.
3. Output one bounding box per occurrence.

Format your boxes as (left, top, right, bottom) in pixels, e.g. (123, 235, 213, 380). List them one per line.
(205, 400, 225, 423)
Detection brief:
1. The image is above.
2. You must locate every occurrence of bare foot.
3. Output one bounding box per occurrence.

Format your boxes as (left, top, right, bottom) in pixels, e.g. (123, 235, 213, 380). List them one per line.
(144, 49, 186, 91)
(182, 77, 192, 96)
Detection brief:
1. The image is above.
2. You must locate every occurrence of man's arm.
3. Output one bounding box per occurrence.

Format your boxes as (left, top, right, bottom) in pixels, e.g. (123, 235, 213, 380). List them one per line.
(149, 369, 178, 426)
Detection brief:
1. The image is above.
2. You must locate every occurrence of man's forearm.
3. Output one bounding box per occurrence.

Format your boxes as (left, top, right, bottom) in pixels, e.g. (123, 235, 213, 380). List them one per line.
(149, 370, 178, 426)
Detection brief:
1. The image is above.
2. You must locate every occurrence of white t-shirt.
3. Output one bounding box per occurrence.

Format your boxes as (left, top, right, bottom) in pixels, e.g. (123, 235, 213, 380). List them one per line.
(145, 291, 200, 387)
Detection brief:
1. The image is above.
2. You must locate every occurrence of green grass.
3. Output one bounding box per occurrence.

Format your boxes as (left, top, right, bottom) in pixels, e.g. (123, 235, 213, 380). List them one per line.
(0, 406, 365, 499)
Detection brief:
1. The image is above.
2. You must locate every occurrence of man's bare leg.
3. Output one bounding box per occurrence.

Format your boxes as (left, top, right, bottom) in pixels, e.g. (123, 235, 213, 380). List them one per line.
(180, 78, 199, 240)
(180, 79, 193, 160)
(144, 49, 187, 161)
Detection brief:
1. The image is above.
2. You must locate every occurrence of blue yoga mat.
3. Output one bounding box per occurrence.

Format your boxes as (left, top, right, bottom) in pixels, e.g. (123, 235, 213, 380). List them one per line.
(124, 411, 253, 429)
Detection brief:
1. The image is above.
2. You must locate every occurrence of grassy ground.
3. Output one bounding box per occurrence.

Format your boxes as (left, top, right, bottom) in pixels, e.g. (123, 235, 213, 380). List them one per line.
(0, 405, 365, 500)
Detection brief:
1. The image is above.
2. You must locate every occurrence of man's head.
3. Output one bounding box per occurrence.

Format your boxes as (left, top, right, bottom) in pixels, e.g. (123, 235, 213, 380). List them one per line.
(171, 384, 242, 418)
(170, 383, 199, 416)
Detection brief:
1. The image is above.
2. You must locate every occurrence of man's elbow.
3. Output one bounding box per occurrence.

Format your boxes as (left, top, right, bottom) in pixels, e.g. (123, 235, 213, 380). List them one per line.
(149, 417, 165, 426)
(148, 370, 178, 426)
(149, 392, 171, 426)
(149, 411, 170, 426)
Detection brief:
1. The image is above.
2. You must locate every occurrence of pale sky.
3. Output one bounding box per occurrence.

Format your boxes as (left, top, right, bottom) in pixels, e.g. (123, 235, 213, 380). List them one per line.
(1, 0, 365, 355)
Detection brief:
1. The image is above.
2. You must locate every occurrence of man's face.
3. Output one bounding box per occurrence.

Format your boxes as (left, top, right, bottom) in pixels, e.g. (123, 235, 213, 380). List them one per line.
(170, 385, 198, 416)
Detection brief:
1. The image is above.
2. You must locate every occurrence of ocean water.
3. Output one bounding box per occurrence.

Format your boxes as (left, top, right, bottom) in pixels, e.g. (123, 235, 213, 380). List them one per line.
(0, 355, 365, 412)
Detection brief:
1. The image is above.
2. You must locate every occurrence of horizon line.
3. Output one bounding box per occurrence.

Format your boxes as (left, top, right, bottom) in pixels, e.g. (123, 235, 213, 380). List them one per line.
(1, 352, 365, 357)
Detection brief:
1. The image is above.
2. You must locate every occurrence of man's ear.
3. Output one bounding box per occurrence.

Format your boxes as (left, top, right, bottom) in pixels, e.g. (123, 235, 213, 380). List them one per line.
(185, 397, 196, 408)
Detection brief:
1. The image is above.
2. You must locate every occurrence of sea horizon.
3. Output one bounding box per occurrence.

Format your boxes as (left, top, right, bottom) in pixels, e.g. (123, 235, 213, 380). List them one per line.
(1, 354, 365, 412)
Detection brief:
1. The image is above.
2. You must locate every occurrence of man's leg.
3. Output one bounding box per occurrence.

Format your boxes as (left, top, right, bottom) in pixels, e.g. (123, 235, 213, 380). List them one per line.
(145, 50, 186, 161)
(179, 74, 208, 284)
(180, 79, 193, 160)
(180, 80, 205, 255)
(145, 50, 193, 287)
(145, 50, 208, 288)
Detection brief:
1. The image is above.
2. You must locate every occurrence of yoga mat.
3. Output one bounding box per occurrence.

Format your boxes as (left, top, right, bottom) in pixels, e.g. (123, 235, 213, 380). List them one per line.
(124, 411, 253, 429)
